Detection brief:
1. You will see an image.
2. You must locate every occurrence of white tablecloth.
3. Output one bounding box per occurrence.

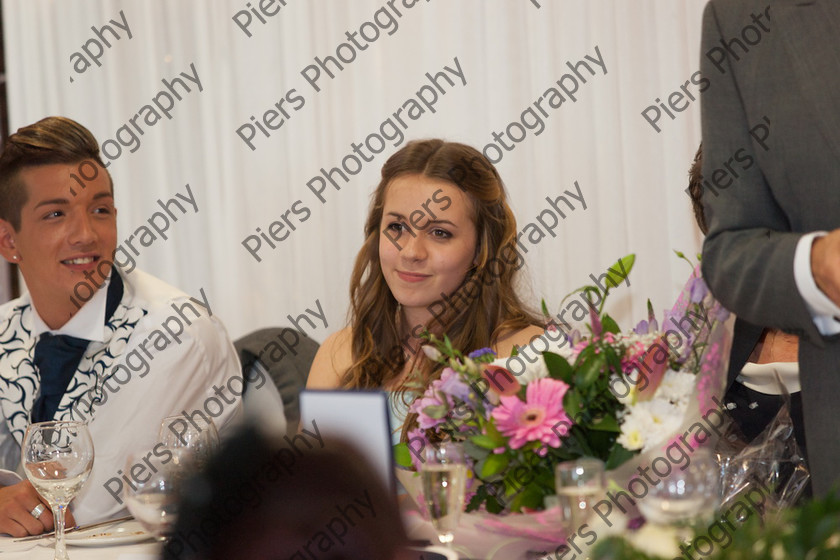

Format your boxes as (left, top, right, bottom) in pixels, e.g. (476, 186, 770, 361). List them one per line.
(0, 537, 159, 560)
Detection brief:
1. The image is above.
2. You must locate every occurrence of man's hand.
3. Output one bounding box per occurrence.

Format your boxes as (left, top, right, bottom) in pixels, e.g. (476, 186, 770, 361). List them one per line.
(0, 480, 76, 537)
(812, 229, 840, 308)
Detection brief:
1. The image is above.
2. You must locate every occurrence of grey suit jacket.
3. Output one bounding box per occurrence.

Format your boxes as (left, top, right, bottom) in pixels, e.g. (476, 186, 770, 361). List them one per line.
(701, 0, 840, 496)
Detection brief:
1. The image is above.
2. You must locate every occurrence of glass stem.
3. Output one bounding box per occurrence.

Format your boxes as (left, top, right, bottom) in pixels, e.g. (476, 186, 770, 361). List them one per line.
(53, 504, 69, 560)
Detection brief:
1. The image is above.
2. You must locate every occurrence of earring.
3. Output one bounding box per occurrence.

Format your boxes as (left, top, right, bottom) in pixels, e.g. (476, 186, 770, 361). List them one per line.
(11, 255, 18, 262)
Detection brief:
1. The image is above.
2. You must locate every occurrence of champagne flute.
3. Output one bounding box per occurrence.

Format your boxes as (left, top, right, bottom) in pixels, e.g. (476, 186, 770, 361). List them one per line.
(421, 442, 467, 547)
(122, 447, 190, 540)
(158, 415, 219, 469)
(22, 421, 94, 560)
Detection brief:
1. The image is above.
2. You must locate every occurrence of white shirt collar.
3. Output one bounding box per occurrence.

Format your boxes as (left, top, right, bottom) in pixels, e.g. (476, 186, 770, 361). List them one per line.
(30, 275, 112, 343)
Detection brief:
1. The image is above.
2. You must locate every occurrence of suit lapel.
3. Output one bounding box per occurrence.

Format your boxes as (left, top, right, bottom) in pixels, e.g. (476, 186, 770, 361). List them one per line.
(0, 302, 40, 444)
(773, 0, 840, 159)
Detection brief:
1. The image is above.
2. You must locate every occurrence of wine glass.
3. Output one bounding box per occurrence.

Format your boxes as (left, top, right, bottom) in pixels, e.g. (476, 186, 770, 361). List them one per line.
(158, 415, 219, 469)
(638, 449, 721, 527)
(555, 458, 606, 534)
(421, 442, 467, 547)
(22, 421, 94, 560)
(122, 447, 190, 540)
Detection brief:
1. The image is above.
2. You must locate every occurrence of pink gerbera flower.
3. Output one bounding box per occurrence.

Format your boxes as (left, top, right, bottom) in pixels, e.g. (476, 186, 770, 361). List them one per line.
(491, 378, 572, 449)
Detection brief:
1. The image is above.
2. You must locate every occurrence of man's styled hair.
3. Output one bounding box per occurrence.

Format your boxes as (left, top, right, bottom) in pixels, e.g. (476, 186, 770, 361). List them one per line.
(687, 143, 707, 235)
(0, 116, 111, 231)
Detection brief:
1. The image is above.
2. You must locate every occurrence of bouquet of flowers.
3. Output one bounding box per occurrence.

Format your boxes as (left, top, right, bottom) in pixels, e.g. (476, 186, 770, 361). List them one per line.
(395, 254, 733, 514)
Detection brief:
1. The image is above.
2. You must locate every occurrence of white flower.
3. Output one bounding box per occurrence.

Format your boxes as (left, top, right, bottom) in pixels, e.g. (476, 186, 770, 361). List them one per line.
(618, 399, 686, 453)
(617, 421, 645, 451)
(655, 370, 696, 406)
(491, 354, 547, 386)
(422, 345, 442, 361)
(609, 373, 637, 406)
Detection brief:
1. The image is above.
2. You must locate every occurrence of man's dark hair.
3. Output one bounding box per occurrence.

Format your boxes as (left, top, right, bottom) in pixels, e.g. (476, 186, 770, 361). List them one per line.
(687, 143, 707, 234)
(0, 116, 111, 231)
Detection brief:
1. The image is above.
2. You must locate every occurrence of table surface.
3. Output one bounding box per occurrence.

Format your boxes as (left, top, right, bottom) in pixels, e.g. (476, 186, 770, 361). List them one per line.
(0, 512, 555, 560)
(0, 537, 159, 559)
(0, 509, 632, 560)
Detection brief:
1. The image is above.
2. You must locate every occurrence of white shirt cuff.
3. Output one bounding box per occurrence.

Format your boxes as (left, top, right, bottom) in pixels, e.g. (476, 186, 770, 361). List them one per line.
(794, 232, 840, 335)
(0, 469, 22, 488)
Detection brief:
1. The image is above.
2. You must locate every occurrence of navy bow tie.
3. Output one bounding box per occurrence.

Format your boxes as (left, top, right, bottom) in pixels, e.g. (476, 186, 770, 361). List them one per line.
(31, 333, 90, 423)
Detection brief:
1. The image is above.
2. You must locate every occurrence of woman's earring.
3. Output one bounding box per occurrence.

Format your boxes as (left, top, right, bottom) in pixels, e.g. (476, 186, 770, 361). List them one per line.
(11, 255, 18, 262)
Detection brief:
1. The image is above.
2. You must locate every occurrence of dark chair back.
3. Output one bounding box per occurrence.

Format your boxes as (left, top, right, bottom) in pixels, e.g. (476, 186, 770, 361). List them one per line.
(234, 327, 320, 431)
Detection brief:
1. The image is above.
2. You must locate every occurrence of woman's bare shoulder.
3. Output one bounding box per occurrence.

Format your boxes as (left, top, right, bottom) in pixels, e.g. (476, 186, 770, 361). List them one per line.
(306, 326, 354, 389)
(493, 324, 545, 358)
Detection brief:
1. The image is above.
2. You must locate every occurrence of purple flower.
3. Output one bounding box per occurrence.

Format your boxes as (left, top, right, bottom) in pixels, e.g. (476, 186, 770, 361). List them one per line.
(589, 306, 602, 337)
(411, 393, 449, 430)
(410, 381, 453, 430)
(468, 348, 496, 360)
(712, 302, 731, 322)
(688, 277, 709, 303)
(435, 367, 473, 402)
(662, 308, 694, 362)
(627, 516, 646, 530)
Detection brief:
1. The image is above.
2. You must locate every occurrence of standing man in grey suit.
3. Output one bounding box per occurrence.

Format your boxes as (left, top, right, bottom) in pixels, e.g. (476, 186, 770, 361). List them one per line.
(700, 0, 840, 497)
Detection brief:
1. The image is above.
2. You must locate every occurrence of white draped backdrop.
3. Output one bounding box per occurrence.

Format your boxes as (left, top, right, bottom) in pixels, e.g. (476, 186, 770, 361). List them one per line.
(2, 0, 709, 343)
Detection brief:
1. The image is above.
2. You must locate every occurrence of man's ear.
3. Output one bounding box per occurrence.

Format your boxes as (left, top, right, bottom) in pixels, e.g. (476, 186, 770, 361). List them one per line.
(0, 219, 18, 263)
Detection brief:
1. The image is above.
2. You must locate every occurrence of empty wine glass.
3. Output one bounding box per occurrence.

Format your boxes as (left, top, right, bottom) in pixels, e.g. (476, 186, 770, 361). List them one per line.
(158, 415, 219, 469)
(421, 442, 467, 547)
(122, 447, 190, 540)
(638, 448, 721, 527)
(22, 421, 94, 560)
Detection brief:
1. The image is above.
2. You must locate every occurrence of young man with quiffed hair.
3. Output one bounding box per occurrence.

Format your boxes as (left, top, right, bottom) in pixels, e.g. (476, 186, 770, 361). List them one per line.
(0, 116, 242, 536)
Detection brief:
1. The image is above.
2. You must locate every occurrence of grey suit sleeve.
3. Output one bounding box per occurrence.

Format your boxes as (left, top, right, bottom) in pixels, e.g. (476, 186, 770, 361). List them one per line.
(699, 0, 822, 343)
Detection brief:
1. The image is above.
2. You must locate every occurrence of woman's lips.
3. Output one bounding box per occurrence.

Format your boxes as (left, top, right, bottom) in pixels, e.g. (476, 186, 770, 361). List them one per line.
(397, 271, 431, 283)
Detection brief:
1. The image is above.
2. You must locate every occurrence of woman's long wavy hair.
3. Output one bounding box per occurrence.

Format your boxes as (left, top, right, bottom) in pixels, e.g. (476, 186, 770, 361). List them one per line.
(341, 139, 541, 435)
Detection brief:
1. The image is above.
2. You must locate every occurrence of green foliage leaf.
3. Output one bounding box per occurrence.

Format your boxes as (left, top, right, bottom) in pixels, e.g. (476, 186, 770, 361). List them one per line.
(392, 443, 413, 469)
(601, 313, 621, 335)
(471, 434, 505, 450)
(508, 483, 546, 512)
(481, 453, 510, 478)
(592, 536, 662, 560)
(563, 389, 582, 418)
(482, 421, 505, 442)
(422, 404, 447, 419)
(576, 353, 605, 387)
(466, 483, 505, 514)
(604, 443, 636, 470)
(589, 413, 620, 432)
(605, 254, 635, 290)
(544, 351, 574, 383)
